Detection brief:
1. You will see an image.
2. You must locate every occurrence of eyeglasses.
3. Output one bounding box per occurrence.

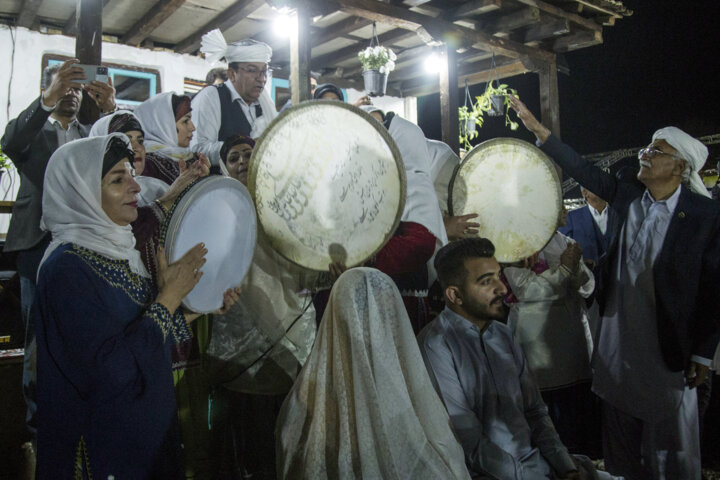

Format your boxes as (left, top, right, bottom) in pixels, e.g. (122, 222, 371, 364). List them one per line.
(637, 146, 684, 161)
(234, 66, 272, 78)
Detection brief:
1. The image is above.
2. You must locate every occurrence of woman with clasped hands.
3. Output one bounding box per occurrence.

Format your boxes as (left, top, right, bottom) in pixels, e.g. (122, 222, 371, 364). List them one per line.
(33, 134, 209, 479)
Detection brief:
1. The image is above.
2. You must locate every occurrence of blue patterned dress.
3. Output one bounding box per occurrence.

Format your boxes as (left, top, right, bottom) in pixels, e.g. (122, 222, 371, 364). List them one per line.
(34, 244, 191, 479)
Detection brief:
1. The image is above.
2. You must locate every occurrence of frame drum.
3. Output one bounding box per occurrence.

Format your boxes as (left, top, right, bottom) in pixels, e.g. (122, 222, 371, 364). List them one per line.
(163, 176, 257, 313)
(449, 138, 562, 263)
(248, 101, 406, 271)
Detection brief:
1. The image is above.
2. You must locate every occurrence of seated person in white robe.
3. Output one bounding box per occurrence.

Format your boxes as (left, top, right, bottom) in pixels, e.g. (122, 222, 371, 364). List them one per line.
(418, 238, 620, 480)
(276, 268, 471, 480)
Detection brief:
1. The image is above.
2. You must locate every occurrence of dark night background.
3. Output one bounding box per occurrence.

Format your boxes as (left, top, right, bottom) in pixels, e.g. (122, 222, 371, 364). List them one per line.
(417, 0, 720, 158)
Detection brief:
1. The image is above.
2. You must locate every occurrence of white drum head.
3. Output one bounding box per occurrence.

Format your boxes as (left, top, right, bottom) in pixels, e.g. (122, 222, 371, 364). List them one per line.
(449, 138, 561, 263)
(248, 101, 406, 271)
(164, 176, 257, 313)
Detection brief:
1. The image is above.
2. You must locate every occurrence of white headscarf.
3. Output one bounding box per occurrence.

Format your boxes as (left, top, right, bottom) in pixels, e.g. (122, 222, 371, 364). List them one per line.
(652, 126, 710, 198)
(88, 110, 170, 207)
(276, 268, 470, 480)
(134, 92, 194, 162)
(201, 29, 272, 64)
(39, 134, 149, 278)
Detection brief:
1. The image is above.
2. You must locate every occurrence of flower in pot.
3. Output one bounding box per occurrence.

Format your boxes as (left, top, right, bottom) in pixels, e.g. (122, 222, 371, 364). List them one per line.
(0, 146, 10, 184)
(476, 82, 519, 129)
(459, 105, 482, 151)
(358, 45, 397, 97)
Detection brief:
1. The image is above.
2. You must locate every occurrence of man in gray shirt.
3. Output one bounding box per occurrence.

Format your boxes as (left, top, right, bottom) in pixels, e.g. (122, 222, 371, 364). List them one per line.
(419, 238, 594, 479)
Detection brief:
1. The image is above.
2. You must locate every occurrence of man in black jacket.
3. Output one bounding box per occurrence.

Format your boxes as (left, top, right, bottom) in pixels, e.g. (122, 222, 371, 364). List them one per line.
(510, 95, 719, 480)
(1, 58, 115, 434)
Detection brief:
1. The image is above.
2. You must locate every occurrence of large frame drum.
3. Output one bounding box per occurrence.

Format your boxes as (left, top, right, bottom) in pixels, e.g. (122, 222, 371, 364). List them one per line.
(163, 176, 257, 313)
(449, 138, 562, 262)
(248, 101, 406, 271)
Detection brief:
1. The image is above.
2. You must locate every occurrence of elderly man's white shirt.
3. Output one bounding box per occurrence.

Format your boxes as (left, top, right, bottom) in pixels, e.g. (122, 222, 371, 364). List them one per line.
(190, 80, 261, 165)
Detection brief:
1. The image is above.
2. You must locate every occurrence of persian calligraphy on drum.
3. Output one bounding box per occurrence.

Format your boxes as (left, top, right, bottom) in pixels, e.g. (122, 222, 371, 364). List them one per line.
(248, 101, 406, 271)
(449, 138, 562, 263)
(164, 176, 257, 313)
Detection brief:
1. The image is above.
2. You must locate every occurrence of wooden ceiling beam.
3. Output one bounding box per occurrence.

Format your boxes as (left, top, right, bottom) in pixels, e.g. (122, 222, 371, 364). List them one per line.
(552, 29, 602, 52)
(573, 0, 622, 18)
(175, 0, 266, 53)
(121, 0, 188, 46)
(310, 28, 416, 68)
(512, 0, 602, 32)
(330, 0, 554, 61)
(63, 0, 112, 36)
(482, 6, 540, 36)
(524, 17, 570, 44)
(16, 0, 43, 28)
(312, 16, 373, 47)
(398, 57, 531, 96)
(447, 0, 502, 18)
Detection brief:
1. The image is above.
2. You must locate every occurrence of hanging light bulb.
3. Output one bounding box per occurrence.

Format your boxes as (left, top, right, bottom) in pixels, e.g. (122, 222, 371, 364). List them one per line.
(273, 8, 295, 38)
(424, 53, 442, 74)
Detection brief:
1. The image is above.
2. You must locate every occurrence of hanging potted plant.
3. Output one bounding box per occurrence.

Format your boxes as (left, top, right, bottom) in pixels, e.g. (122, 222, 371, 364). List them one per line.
(358, 23, 397, 97)
(0, 146, 10, 185)
(476, 82, 520, 129)
(459, 80, 482, 151)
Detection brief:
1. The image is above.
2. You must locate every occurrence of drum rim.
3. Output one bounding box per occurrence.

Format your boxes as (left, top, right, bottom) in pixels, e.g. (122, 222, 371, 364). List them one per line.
(164, 175, 257, 312)
(247, 100, 407, 271)
(448, 137, 562, 262)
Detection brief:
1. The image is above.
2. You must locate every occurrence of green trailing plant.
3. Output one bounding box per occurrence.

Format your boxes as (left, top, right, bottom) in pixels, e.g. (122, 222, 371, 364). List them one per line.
(0, 146, 10, 172)
(458, 105, 481, 151)
(458, 82, 520, 151)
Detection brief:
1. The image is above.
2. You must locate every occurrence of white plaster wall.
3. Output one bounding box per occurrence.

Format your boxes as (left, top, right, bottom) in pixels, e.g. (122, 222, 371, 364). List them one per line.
(0, 25, 217, 234)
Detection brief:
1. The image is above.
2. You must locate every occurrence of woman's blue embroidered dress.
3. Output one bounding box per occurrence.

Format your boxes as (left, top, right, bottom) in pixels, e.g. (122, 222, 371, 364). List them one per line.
(35, 244, 191, 479)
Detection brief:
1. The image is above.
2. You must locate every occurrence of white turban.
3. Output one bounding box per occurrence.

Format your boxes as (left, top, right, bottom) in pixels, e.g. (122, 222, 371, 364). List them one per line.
(201, 29, 272, 64)
(652, 126, 710, 197)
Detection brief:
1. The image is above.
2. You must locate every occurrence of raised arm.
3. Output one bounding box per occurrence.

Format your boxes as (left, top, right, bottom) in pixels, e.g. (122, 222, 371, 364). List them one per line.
(508, 95, 619, 205)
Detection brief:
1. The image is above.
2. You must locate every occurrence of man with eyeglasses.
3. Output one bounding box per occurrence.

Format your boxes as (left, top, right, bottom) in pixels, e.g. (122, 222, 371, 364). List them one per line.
(509, 95, 718, 480)
(191, 29, 277, 168)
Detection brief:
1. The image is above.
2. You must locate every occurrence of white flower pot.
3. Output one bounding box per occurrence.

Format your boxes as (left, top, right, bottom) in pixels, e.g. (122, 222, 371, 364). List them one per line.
(363, 69, 388, 97)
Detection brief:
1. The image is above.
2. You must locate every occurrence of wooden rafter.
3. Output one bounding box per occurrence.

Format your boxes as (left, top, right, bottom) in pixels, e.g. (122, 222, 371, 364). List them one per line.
(16, 0, 43, 28)
(552, 29, 602, 52)
(446, 0, 502, 18)
(174, 0, 266, 53)
(482, 7, 540, 37)
(63, 0, 112, 36)
(272, 16, 373, 63)
(524, 17, 570, 44)
(513, 0, 601, 32)
(121, 0, 188, 46)
(328, 0, 554, 61)
(310, 28, 416, 68)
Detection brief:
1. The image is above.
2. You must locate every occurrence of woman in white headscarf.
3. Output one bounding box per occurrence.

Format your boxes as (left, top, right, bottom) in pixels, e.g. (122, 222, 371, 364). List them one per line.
(134, 92, 220, 175)
(89, 110, 171, 206)
(276, 268, 470, 480)
(34, 134, 207, 479)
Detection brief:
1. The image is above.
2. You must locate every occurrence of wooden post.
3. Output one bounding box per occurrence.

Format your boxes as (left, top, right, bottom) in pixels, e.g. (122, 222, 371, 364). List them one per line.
(538, 59, 560, 139)
(439, 44, 460, 154)
(75, 0, 103, 124)
(290, 2, 311, 105)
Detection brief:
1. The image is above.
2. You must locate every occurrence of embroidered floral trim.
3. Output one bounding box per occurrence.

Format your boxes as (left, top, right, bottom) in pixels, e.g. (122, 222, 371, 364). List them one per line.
(66, 246, 151, 306)
(145, 303, 192, 344)
(74, 435, 93, 480)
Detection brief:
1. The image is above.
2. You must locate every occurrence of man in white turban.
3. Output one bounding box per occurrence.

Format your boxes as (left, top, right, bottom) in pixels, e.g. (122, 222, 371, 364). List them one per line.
(510, 95, 720, 480)
(191, 29, 277, 167)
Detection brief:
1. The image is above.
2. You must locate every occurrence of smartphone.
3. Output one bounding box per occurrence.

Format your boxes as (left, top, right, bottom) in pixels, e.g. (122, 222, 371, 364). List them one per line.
(75, 64, 109, 84)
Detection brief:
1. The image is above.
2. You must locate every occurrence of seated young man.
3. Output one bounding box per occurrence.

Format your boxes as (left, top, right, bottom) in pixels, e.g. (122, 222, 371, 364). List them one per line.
(418, 238, 618, 480)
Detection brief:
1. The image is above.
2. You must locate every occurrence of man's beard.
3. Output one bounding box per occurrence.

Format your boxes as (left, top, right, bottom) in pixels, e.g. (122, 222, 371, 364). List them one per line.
(463, 293, 508, 323)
